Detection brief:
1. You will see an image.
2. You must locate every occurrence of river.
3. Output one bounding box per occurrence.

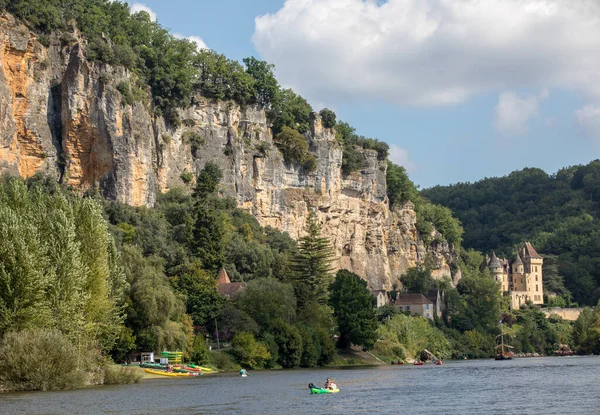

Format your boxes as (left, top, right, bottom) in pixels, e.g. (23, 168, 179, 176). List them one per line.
(1, 356, 599, 414)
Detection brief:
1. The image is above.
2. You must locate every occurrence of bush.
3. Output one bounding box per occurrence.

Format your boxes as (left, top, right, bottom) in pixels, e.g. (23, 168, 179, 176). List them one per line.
(117, 81, 134, 106)
(319, 109, 336, 128)
(302, 154, 317, 173)
(274, 127, 308, 166)
(180, 171, 194, 184)
(182, 131, 205, 156)
(190, 335, 210, 364)
(255, 141, 270, 156)
(103, 365, 142, 385)
(0, 329, 86, 391)
(209, 350, 239, 371)
(231, 332, 271, 369)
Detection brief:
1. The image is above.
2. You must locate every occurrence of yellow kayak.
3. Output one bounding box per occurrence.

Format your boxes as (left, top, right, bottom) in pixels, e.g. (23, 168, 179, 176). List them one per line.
(144, 368, 199, 377)
(192, 366, 215, 372)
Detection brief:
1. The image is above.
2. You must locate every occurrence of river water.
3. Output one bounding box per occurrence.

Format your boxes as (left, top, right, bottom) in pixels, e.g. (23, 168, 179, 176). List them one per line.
(2, 356, 600, 415)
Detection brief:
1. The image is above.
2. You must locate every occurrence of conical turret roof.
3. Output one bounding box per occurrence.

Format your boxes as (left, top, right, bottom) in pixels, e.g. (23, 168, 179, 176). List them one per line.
(489, 252, 502, 269)
(513, 254, 523, 266)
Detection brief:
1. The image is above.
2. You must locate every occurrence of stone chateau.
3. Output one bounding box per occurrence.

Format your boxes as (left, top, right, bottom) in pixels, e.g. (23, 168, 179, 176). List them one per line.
(487, 242, 544, 309)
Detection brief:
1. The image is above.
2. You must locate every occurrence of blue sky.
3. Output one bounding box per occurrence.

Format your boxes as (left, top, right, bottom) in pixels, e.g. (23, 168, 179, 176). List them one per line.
(130, 0, 600, 189)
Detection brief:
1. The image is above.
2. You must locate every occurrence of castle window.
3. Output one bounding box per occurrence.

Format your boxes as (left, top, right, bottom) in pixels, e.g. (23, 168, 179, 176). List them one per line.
(535, 266, 538, 272)
(536, 285, 538, 292)
(536, 275, 538, 281)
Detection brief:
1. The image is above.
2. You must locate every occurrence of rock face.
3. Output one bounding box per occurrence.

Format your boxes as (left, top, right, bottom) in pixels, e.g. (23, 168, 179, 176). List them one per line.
(0, 15, 459, 289)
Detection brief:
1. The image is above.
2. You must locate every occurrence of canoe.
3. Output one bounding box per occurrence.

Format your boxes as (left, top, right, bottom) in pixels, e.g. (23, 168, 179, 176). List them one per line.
(414, 361, 423, 366)
(144, 368, 199, 377)
(310, 388, 340, 394)
(188, 365, 215, 372)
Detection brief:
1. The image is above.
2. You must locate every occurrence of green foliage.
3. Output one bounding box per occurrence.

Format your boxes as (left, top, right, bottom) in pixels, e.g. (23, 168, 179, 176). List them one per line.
(103, 365, 142, 385)
(243, 57, 279, 107)
(319, 108, 337, 129)
(423, 160, 600, 305)
(0, 177, 124, 352)
(268, 319, 303, 368)
(120, 246, 189, 353)
(290, 211, 335, 306)
(190, 334, 211, 364)
(329, 269, 378, 350)
(454, 269, 502, 333)
(231, 331, 271, 369)
(237, 278, 297, 329)
(182, 131, 205, 156)
(173, 262, 225, 326)
(270, 89, 313, 135)
(510, 308, 573, 355)
(400, 266, 435, 294)
(180, 170, 194, 184)
(273, 126, 308, 165)
(195, 50, 256, 104)
(573, 306, 600, 354)
(376, 314, 452, 360)
(0, 329, 86, 391)
(387, 162, 419, 208)
(336, 121, 389, 176)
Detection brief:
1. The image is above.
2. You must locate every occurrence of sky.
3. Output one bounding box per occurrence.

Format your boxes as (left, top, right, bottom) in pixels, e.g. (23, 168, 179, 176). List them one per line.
(129, 0, 600, 188)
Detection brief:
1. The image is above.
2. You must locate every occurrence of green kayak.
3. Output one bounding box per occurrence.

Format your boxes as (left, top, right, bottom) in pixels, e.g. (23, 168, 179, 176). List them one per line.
(310, 387, 340, 394)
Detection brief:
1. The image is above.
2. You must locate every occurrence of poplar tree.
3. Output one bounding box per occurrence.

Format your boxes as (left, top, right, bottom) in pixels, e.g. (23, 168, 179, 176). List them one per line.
(192, 162, 225, 274)
(290, 210, 335, 306)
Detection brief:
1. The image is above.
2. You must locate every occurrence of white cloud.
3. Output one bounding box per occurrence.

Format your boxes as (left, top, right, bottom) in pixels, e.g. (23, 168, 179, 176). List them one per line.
(494, 90, 548, 134)
(388, 144, 415, 171)
(174, 34, 209, 50)
(130, 3, 157, 22)
(253, 0, 600, 107)
(575, 105, 600, 142)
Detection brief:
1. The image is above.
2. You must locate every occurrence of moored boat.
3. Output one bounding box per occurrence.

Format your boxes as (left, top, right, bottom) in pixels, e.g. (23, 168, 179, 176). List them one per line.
(144, 368, 199, 377)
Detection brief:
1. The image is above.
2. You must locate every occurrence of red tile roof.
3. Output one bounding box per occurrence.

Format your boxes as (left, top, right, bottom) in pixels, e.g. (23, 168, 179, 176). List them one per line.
(394, 293, 433, 305)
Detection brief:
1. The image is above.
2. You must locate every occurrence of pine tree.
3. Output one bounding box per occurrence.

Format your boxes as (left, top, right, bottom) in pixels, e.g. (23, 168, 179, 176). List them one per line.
(290, 210, 335, 306)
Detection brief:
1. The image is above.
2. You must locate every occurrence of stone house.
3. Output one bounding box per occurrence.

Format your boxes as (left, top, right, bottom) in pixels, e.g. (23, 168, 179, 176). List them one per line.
(371, 289, 388, 308)
(394, 293, 435, 320)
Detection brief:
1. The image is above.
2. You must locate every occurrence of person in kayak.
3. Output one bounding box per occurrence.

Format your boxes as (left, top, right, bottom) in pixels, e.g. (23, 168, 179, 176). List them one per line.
(240, 368, 248, 376)
(324, 378, 337, 390)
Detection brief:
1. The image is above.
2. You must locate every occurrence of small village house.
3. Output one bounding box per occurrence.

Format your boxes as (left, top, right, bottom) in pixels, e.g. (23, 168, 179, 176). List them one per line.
(393, 293, 435, 320)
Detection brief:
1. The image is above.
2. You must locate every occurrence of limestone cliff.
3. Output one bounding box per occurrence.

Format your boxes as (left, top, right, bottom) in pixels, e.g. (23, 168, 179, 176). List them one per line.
(0, 14, 459, 289)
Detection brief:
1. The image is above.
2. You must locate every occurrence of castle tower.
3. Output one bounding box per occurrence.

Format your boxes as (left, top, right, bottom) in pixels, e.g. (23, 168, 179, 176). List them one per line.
(520, 242, 544, 304)
(511, 254, 524, 291)
(489, 252, 508, 292)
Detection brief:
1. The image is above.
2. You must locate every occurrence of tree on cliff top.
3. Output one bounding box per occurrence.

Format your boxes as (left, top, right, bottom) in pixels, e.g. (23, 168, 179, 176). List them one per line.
(290, 211, 335, 307)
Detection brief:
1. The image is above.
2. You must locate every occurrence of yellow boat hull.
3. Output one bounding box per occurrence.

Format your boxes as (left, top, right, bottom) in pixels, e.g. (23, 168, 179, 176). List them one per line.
(144, 368, 198, 377)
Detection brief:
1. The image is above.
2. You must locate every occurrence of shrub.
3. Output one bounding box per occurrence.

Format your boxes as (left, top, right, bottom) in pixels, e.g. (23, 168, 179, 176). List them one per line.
(302, 154, 317, 173)
(0, 329, 86, 391)
(117, 81, 134, 106)
(180, 171, 194, 184)
(190, 335, 210, 364)
(162, 133, 172, 144)
(274, 127, 308, 166)
(103, 365, 142, 385)
(319, 108, 336, 128)
(255, 141, 270, 156)
(231, 332, 271, 369)
(209, 350, 239, 371)
(182, 131, 205, 155)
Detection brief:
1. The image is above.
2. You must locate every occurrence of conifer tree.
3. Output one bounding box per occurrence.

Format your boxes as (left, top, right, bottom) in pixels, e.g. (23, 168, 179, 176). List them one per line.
(290, 210, 335, 306)
(192, 162, 226, 274)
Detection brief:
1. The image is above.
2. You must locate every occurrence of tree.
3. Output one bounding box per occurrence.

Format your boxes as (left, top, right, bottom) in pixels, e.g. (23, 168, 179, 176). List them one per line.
(173, 262, 224, 326)
(231, 332, 271, 369)
(268, 319, 303, 368)
(273, 126, 309, 166)
(290, 211, 335, 306)
(236, 278, 297, 330)
(319, 108, 337, 129)
(400, 266, 435, 294)
(192, 163, 226, 273)
(243, 57, 279, 107)
(329, 269, 378, 350)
